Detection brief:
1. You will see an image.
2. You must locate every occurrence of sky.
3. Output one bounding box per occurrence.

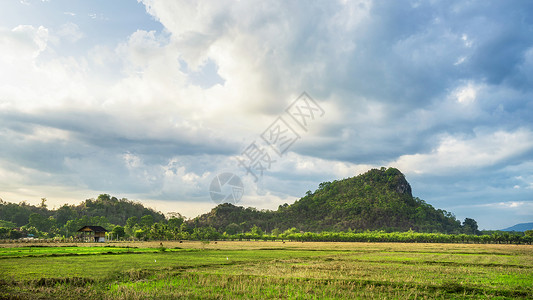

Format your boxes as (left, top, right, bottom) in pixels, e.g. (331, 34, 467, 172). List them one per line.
(0, 0, 532, 230)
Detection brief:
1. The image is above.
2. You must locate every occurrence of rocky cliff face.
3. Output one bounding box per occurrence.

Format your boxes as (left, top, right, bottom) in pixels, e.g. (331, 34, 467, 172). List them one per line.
(391, 171, 412, 196)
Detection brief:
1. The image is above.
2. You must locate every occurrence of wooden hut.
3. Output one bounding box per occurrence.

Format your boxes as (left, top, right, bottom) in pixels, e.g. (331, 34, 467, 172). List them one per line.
(77, 226, 108, 242)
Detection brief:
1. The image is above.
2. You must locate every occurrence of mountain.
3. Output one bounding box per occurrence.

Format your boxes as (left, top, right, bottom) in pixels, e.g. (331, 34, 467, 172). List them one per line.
(0, 168, 476, 234)
(193, 167, 468, 234)
(501, 222, 533, 232)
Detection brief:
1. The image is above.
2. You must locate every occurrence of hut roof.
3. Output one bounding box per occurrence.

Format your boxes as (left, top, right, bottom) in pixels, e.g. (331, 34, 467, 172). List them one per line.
(77, 225, 108, 232)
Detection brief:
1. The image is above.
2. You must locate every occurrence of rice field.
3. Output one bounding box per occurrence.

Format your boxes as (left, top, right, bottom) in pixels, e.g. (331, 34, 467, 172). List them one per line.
(0, 241, 531, 299)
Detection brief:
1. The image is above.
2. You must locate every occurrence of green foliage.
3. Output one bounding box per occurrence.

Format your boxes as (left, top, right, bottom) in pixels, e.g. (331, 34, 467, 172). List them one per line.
(0, 194, 166, 239)
(0, 220, 16, 228)
(0, 199, 41, 226)
(167, 217, 183, 229)
(28, 213, 56, 232)
(24, 226, 38, 236)
(462, 218, 480, 235)
(225, 223, 241, 235)
(61, 216, 110, 237)
(0, 169, 482, 241)
(80, 194, 165, 225)
(193, 168, 466, 234)
(271, 228, 281, 237)
(140, 215, 154, 228)
(134, 229, 147, 241)
(250, 225, 264, 236)
(55, 205, 77, 226)
(149, 223, 168, 240)
(126, 216, 138, 228)
(0, 227, 10, 239)
(191, 226, 220, 241)
(112, 226, 125, 239)
(9, 229, 23, 239)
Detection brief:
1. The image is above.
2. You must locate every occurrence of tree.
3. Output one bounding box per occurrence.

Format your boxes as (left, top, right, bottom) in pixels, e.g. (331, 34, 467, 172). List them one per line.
(251, 225, 264, 237)
(124, 217, 138, 238)
(134, 229, 147, 241)
(28, 213, 54, 232)
(25, 226, 38, 237)
(9, 229, 22, 239)
(225, 223, 241, 235)
(0, 220, 16, 229)
(180, 223, 192, 234)
(126, 216, 138, 228)
(112, 225, 125, 239)
(462, 218, 479, 235)
(40, 198, 47, 209)
(64, 219, 82, 237)
(166, 212, 183, 219)
(55, 205, 76, 226)
(91, 216, 110, 229)
(191, 226, 220, 241)
(150, 223, 168, 240)
(284, 227, 300, 235)
(11, 212, 30, 227)
(0, 227, 10, 239)
(140, 215, 154, 228)
(168, 217, 184, 229)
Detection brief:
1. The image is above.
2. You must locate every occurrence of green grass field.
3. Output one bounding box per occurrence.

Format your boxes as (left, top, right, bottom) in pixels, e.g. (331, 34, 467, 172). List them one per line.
(0, 241, 531, 299)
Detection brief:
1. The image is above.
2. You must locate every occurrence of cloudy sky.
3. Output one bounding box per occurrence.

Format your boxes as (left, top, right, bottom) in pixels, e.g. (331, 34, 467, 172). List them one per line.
(1, 0, 532, 230)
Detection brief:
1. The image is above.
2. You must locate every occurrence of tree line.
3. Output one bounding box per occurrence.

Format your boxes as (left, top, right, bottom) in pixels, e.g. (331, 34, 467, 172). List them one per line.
(2, 217, 532, 244)
(0, 194, 530, 244)
(0, 194, 166, 239)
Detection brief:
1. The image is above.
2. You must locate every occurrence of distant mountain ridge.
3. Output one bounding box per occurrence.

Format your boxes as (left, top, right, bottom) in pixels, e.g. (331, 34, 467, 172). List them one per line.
(501, 222, 533, 232)
(193, 167, 474, 234)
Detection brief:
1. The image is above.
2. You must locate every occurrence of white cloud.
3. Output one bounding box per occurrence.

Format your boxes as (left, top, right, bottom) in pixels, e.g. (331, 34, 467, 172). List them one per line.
(271, 152, 372, 181)
(159, 158, 212, 197)
(0, 25, 48, 60)
(394, 128, 533, 175)
(88, 13, 107, 21)
(123, 152, 142, 169)
(455, 82, 479, 104)
(461, 34, 473, 48)
(454, 56, 467, 65)
(0, 0, 532, 227)
(56, 22, 83, 43)
(477, 201, 533, 211)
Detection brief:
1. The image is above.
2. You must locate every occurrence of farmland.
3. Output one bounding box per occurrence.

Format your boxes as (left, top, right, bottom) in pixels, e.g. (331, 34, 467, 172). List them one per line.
(0, 241, 531, 299)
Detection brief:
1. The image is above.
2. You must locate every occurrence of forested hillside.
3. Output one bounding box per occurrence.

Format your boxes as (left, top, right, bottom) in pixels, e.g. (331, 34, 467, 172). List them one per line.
(193, 168, 471, 234)
(0, 194, 165, 229)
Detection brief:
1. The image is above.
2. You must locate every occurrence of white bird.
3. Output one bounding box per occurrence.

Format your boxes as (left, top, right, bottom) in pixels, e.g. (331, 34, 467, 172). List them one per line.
(226, 257, 229, 260)
(154, 259, 157, 262)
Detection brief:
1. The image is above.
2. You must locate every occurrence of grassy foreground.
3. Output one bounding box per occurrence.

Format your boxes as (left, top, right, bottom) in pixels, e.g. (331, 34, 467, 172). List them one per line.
(0, 241, 531, 299)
